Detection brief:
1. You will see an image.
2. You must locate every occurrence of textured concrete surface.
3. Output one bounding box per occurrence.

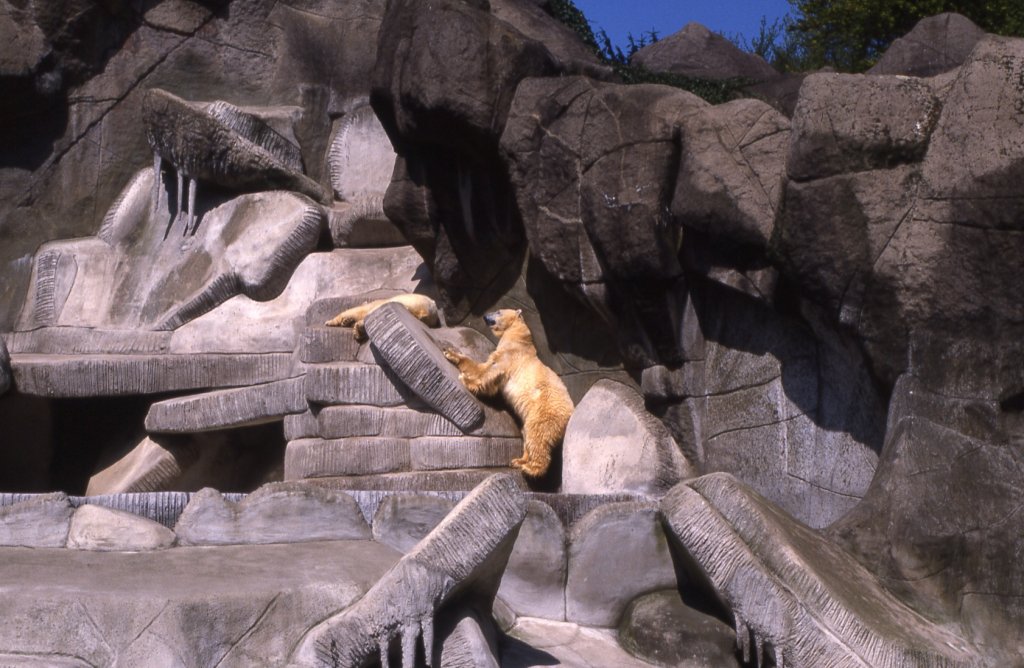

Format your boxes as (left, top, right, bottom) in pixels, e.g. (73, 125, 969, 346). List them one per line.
(0, 540, 399, 667)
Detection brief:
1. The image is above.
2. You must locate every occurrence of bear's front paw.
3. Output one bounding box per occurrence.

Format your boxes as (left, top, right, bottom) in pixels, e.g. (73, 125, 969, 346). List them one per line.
(443, 348, 461, 364)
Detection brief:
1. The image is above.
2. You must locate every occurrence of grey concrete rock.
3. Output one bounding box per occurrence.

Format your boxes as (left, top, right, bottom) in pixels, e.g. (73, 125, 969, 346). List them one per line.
(168, 246, 424, 355)
(498, 500, 567, 621)
(283, 410, 321, 440)
(673, 98, 789, 249)
(317, 404, 519, 439)
(16, 169, 326, 334)
(565, 502, 677, 627)
(618, 590, 739, 667)
(0, 540, 398, 667)
(328, 104, 396, 203)
(631, 22, 778, 82)
(143, 88, 329, 205)
(284, 437, 411, 479)
(661, 473, 979, 667)
(787, 73, 941, 181)
(827, 376, 1024, 658)
(562, 380, 694, 496)
(364, 302, 485, 431)
(86, 436, 184, 495)
(145, 376, 307, 433)
(0, 0, 389, 332)
(0, 335, 9, 395)
(372, 494, 456, 553)
(501, 75, 705, 364)
(0, 492, 73, 547)
(10, 352, 294, 397)
(302, 468, 524, 492)
(5, 328, 171, 355)
(291, 474, 526, 667)
(304, 361, 409, 406)
(67, 503, 176, 552)
(325, 200, 408, 248)
(297, 325, 363, 363)
(870, 13, 985, 77)
(410, 437, 523, 471)
(502, 617, 664, 667)
(175, 484, 370, 546)
(434, 606, 500, 668)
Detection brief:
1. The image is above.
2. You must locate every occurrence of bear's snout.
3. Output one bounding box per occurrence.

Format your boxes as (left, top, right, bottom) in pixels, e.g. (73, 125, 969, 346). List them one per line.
(484, 312, 498, 327)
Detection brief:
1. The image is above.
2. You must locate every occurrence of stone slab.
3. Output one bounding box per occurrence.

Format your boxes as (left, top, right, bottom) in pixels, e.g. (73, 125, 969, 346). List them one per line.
(317, 403, 520, 439)
(283, 410, 320, 440)
(304, 362, 409, 406)
(410, 437, 523, 471)
(175, 483, 370, 546)
(284, 437, 411, 479)
(302, 469, 525, 492)
(297, 325, 363, 363)
(86, 437, 183, 495)
(145, 376, 307, 433)
(363, 302, 484, 431)
(10, 353, 294, 397)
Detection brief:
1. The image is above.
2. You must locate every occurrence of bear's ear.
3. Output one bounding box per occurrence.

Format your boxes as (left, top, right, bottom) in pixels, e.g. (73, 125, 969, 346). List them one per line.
(515, 309, 523, 317)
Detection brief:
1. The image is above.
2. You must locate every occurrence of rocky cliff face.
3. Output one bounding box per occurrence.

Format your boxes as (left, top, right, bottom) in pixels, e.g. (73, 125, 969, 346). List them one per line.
(0, 1, 1022, 665)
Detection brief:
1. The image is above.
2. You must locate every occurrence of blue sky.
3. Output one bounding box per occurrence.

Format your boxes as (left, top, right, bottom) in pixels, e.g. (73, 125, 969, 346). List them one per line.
(572, 0, 794, 51)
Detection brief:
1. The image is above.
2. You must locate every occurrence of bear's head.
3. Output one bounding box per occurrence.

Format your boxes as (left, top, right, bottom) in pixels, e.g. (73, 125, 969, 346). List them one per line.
(484, 309, 523, 336)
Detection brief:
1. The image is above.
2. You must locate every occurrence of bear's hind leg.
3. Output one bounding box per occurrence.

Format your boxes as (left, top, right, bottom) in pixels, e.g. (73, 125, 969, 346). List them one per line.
(515, 420, 559, 477)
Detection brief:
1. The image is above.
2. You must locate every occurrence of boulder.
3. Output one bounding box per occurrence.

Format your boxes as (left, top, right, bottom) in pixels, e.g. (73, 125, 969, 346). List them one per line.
(786, 73, 941, 181)
(372, 494, 456, 553)
(565, 502, 677, 627)
(618, 590, 739, 667)
(0, 493, 73, 548)
(673, 98, 790, 249)
(67, 504, 176, 551)
(501, 76, 706, 364)
(869, 13, 985, 77)
(828, 376, 1024, 656)
(630, 22, 778, 82)
(562, 379, 693, 496)
(497, 500, 567, 621)
(174, 483, 371, 546)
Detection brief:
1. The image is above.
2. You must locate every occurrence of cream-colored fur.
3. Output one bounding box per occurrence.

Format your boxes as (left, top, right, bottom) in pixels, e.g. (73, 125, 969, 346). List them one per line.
(444, 309, 574, 477)
(325, 293, 439, 341)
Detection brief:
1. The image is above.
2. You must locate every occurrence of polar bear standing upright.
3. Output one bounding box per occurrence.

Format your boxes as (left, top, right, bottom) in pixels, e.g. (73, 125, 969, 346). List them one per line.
(444, 309, 574, 477)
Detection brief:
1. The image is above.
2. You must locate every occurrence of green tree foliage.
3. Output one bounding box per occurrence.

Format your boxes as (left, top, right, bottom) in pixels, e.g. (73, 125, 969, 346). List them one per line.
(788, 0, 1024, 71)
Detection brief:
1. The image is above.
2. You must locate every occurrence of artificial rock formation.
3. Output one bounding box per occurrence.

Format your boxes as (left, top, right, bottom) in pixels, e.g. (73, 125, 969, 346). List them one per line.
(2, 1, 1024, 665)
